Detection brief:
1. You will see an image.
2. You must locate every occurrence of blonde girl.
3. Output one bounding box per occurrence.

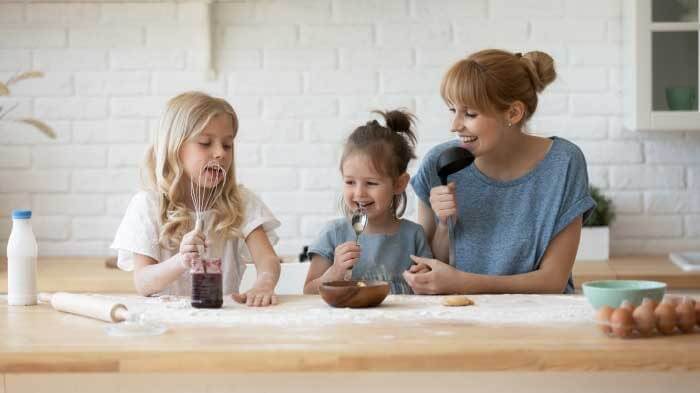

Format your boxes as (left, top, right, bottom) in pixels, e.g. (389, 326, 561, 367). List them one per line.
(404, 49, 595, 295)
(304, 110, 432, 295)
(112, 92, 281, 307)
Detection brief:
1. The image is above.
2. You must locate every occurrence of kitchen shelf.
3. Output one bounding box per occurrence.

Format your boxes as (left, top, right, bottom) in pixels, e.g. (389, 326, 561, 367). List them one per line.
(624, 0, 700, 131)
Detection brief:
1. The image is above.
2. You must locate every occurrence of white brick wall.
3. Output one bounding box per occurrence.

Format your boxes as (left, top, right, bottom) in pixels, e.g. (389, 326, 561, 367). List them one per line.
(0, 0, 698, 258)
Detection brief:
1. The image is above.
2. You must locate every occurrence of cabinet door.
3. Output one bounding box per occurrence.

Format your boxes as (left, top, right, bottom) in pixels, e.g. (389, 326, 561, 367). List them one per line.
(624, 0, 700, 130)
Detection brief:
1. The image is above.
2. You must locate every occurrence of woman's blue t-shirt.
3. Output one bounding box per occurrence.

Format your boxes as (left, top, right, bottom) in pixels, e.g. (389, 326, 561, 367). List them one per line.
(410, 136, 595, 294)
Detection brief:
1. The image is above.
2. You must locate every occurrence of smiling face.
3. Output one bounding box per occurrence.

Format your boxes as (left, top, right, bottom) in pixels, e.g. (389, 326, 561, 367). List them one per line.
(180, 113, 235, 189)
(341, 153, 400, 222)
(448, 104, 511, 157)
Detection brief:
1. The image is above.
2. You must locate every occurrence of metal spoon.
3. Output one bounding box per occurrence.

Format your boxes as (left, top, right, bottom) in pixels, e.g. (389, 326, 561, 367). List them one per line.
(350, 207, 368, 245)
(346, 206, 368, 280)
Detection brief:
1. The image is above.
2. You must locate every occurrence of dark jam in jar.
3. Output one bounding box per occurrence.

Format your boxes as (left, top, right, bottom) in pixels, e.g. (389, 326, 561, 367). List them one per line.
(191, 258, 223, 309)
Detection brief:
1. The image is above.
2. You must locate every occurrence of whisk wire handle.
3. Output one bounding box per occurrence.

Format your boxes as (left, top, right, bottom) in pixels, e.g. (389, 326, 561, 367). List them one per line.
(189, 160, 227, 260)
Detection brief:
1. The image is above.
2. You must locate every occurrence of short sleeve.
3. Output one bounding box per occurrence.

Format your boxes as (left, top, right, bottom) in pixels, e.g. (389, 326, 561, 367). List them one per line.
(110, 192, 161, 271)
(235, 187, 281, 265)
(239, 187, 280, 243)
(410, 141, 454, 206)
(553, 144, 597, 236)
(307, 220, 340, 263)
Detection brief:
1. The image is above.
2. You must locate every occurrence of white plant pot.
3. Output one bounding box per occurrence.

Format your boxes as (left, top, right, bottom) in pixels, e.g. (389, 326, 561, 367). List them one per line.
(576, 226, 610, 261)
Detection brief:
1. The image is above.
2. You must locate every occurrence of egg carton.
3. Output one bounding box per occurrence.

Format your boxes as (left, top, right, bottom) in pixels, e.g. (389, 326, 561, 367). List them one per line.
(594, 296, 699, 338)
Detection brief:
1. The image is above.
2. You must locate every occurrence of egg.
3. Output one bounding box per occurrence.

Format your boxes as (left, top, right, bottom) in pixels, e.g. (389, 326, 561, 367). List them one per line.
(610, 307, 634, 338)
(675, 297, 697, 334)
(620, 300, 635, 311)
(664, 296, 682, 306)
(633, 298, 657, 336)
(654, 302, 677, 335)
(596, 305, 614, 335)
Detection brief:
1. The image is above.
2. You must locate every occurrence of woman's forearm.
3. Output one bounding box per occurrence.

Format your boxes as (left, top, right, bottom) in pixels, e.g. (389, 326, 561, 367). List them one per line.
(430, 223, 450, 262)
(133, 254, 188, 296)
(452, 268, 569, 294)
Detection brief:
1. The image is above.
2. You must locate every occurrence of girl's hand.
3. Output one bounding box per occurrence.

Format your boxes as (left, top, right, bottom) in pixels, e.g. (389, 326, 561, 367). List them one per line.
(429, 182, 457, 225)
(233, 272, 278, 307)
(408, 261, 432, 274)
(330, 241, 361, 277)
(402, 255, 461, 295)
(178, 229, 206, 269)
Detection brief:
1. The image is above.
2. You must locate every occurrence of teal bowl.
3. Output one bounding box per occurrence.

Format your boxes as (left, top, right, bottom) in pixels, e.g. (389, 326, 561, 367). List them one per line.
(582, 280, 666, 309)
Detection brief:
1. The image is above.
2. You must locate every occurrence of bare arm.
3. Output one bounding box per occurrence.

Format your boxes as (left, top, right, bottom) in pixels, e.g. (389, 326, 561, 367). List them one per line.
(244, 226, 281, 291)
(232, 226, 281, 306)
(132, 253, 188, 296)
(303, 255, 334, 294)
(416, 199, 450, 263)
(303, 242, 361, 294)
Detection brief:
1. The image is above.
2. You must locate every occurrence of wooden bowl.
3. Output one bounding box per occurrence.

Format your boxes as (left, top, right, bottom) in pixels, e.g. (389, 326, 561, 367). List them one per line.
(319, 280, 390, 308)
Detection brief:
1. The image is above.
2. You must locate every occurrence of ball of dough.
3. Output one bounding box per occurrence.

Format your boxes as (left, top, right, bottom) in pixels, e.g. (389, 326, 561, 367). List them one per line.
(442, 295, 474, 307)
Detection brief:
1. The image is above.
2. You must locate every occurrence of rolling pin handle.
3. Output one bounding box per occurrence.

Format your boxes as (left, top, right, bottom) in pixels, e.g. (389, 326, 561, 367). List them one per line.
(38, 292, 53, 303)
(112, 305, 130, 323)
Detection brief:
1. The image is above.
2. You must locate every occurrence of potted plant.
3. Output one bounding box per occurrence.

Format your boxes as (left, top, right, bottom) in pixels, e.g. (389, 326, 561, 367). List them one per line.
(576, 185, 615, 261)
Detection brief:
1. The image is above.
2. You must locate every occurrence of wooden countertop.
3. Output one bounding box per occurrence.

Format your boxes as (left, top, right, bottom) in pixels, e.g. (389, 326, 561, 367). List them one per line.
(1, 294, 699, 373)
(0, 255, 698, 293)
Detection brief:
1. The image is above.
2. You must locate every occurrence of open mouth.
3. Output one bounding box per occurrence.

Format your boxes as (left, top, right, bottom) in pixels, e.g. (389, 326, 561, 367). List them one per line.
(356, 202, 373, 210)
(202, 164, 225, 183)
(460, 135, 478, 144)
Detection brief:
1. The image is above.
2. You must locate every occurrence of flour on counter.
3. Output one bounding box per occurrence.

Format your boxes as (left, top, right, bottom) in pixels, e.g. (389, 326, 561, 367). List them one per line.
(92, 294, 595, 328)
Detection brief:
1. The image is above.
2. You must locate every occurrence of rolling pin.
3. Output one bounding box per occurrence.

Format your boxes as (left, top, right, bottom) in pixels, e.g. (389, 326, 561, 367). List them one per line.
(38, 292, 129, 323)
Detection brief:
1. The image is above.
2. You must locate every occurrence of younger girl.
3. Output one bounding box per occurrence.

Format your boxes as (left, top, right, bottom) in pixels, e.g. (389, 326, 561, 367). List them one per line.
(404, 49, 596, 295)
(111, 91, 281, 307)
(304, 110, 432, 295)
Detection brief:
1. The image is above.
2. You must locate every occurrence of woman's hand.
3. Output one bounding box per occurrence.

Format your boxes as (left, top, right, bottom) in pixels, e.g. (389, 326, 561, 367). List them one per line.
(429, 182, 457, 225)
(178, 229, 206, 269)
(329, 241, 361, 278)
(403, 255, 465, 295)
(233, 271, 278, 307)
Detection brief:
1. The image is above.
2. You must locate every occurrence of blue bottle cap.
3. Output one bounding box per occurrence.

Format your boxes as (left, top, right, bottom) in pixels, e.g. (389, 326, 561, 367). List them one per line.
(12, 209, 32, 219)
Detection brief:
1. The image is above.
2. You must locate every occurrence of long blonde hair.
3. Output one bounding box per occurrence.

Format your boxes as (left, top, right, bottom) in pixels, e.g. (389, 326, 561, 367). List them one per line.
(143, 91, 244, 250)
(440, 49, 556, 122)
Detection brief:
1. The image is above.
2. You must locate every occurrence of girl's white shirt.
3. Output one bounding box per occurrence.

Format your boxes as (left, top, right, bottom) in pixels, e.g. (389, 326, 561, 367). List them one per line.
(110, 185, 280, 296)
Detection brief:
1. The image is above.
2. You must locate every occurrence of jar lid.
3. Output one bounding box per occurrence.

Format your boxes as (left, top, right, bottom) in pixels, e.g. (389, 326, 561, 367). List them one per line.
(12, 209, 32, 219)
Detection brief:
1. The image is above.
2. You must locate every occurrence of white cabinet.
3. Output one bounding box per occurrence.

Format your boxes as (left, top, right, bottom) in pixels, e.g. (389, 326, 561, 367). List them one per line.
(624, 0, 700, 131)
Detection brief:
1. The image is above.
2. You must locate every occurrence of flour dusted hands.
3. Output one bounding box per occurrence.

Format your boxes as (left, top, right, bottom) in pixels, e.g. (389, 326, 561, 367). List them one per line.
(429, 182, 458, 225)
(232, 271, 278, 307)
(178, 228, 206, 269)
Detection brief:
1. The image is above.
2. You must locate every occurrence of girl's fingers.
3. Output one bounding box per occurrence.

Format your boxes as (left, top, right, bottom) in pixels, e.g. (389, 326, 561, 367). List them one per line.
(343, 258, 358, 270)
(232, 293, 246, 304)
(270, 294, 278, 305)
(343, 251, 360, 262)
(254, 294, 265, 307)
(181, 244, 199, 253)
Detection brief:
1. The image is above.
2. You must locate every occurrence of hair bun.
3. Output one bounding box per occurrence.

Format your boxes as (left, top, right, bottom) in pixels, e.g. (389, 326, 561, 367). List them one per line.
(522, 51, 556, 92)
(382, 109, 412, 133)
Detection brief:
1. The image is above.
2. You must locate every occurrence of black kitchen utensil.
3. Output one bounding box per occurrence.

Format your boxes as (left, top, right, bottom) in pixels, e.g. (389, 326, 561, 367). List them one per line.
(437, 146, 475, 185)
(435, 146, 475, 268)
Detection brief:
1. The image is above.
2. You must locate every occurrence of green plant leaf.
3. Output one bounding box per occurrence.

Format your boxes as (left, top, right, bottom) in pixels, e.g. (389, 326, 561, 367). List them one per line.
(17, 118, 56, 139)
(7, 71, 44, 86)
(585, 185, 615, 227)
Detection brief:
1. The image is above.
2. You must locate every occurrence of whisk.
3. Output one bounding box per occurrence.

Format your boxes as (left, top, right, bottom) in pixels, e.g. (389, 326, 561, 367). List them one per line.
(190, 160, 227, 235)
